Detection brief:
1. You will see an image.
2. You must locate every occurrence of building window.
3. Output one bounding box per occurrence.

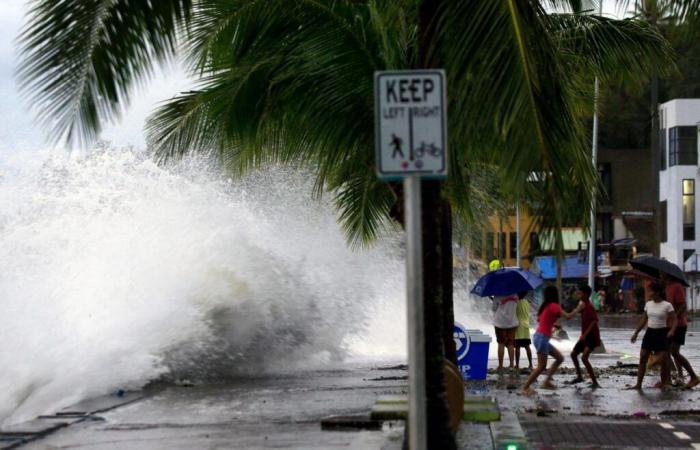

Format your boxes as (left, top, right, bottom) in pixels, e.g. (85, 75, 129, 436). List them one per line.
(683, 179, 695, 241)
(659, 128, 667, 170)
(499, 233, 506, 259)
(684, 249, 695, 262)
(509, 232, 517, 259)
(660, 200, 668, 243)
(669, 126, 697, 166)
(529, 232, 540, 254)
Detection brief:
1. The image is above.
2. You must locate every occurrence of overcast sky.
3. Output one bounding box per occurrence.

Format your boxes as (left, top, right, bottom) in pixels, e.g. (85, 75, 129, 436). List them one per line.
(0, 1, 625, 153)
(0, 1, 191, 152)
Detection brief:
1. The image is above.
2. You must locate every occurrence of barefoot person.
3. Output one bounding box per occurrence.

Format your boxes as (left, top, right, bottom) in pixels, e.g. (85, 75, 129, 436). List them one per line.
(515, 291, 533, 372)
(522, 286, 575, 395)
(493, 294, 519, 371)
(568, 284, 601, 388)
(628, 282, 677, 390)
(661, 273, 700, 389)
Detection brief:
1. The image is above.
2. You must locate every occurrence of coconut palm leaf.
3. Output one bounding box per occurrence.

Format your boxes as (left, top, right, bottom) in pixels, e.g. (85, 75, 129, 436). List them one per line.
(17, 0, 192, 145)
(548, 13, 675, 87)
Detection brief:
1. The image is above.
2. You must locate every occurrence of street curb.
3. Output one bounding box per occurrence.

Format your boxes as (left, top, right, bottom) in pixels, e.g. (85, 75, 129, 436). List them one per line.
(370, 395, 501, 423)
(490, 410, 529, 450)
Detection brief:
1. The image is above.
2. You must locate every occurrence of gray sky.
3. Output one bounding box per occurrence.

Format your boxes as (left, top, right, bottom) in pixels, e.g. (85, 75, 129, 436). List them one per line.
(0, 1, 191, 152)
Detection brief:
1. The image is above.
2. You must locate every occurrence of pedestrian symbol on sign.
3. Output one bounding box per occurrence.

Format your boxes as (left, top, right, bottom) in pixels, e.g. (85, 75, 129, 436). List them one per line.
(391, 134, 404, 158)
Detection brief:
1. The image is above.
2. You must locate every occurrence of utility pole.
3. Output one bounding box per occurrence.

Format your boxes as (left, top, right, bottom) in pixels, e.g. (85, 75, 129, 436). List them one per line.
(587, 0, 603, 290)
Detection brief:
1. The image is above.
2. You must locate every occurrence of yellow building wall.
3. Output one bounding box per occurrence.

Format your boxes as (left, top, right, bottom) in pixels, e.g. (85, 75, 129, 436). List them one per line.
(479, 213, 537, 270)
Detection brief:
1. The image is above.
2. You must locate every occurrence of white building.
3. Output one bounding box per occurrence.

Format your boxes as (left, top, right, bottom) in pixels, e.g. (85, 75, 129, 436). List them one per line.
(658, 99, 700, 273)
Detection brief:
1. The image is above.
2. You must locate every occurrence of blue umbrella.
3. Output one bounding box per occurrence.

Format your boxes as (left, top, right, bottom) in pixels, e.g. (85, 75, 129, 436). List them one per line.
(471, 268, 543, 297)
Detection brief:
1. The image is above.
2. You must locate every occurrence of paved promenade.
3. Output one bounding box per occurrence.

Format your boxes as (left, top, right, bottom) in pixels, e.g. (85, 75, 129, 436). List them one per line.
(5, 316, 700, 449)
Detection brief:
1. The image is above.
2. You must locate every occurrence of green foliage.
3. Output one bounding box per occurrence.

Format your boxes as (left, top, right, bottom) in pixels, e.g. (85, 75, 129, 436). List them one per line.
(17, 0, 675, 246)
(17, 0, 192, 145)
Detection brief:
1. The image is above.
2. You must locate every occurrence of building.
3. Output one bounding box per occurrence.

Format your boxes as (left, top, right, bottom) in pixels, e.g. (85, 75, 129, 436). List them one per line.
(596, 147, 655, 253)
(658, 99, 700, 269)
(472, 210, 586, 270)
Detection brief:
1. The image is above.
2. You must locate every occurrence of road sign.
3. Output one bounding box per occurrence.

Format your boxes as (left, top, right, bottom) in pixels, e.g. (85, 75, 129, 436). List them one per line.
(374, 70, 447, 179)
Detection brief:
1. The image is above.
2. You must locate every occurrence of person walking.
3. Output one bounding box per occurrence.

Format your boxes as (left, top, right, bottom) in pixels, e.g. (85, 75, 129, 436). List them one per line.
(627, 282, 677, 390)
(493, 293, 519, 371)
(661, 273, 700, 388)
(522, 285, 576, 395)
(567, 284, 601, 388)
(514, 291, 533, 372)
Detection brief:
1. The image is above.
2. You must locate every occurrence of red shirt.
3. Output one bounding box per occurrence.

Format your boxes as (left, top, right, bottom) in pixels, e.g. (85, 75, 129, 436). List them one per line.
(666, 281, 688, 327)
(537, 303, 562, 337)
(580, 300, 600, 342)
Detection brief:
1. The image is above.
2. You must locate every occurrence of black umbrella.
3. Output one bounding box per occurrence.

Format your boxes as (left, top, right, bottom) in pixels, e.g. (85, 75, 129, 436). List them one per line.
(629, 255, 689, 287)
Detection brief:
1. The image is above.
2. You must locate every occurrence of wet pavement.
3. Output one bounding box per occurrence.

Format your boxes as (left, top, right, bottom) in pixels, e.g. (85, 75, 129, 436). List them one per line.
(20, 368, 409, 449)
(482, 315, 700, 419)
(14, 315, 700, 449)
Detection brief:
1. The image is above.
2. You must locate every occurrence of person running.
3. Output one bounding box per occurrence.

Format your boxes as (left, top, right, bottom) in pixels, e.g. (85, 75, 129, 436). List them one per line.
(627, 282, 677, 390)
(493, 293, 519, 371)
(567, 284, 601, 388)
(522, 286, 576, 395)
(514, 291, 533, 372)
(661, 273, 700, 389)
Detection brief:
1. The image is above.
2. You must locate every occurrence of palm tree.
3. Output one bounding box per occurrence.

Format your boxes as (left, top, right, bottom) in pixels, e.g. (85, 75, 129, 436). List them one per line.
(17, 1, 673, 447)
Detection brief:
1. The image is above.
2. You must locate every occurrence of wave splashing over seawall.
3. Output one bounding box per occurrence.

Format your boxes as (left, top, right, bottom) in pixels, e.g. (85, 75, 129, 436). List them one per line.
(0, 147, 406, 425)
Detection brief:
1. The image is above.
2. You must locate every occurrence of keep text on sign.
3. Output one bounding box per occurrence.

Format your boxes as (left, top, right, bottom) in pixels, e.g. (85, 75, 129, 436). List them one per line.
(374, 70, 447, 179)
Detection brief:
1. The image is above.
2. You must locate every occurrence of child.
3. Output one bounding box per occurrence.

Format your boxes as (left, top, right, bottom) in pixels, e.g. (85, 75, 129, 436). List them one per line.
(514, 291, 533, 372)
(568, 284, 601, 388)
(522, 285, 576, 395)
(627, 282, 677, 390)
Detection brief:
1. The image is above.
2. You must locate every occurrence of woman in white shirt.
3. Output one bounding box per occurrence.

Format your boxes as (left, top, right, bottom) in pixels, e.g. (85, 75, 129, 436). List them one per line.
(627, 282, 677, 390)
(493, 295, 519, 371)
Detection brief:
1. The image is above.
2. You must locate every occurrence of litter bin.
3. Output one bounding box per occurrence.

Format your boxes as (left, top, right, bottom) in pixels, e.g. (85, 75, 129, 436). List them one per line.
(454, 322, 492, 381)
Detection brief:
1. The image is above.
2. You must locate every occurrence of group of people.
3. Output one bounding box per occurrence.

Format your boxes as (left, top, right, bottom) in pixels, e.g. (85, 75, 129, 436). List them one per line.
(491, 275, 699, 396)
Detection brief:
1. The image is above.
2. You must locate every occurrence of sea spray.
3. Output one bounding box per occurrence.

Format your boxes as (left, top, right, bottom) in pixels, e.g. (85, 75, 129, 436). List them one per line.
(0, 145, 490, 425)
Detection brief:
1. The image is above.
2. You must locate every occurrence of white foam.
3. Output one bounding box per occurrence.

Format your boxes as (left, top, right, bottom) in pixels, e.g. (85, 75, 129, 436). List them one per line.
(0, 146, 407, 425)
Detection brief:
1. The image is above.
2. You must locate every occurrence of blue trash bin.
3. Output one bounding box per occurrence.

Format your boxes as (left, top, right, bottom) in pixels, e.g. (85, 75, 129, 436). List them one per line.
(454, 322, 492, 381)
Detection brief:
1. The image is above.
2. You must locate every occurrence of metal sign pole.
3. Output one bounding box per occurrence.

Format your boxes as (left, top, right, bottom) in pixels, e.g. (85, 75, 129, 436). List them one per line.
(404, 174, 427, 450)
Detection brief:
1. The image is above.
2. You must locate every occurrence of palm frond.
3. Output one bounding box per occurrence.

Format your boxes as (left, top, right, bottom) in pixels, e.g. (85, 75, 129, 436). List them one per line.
(17, 0, 191, 145)
(549, 13, 676, 87)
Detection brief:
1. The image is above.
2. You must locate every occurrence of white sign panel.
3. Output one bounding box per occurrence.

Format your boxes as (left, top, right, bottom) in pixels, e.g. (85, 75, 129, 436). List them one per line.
(375, 70, 447, 180)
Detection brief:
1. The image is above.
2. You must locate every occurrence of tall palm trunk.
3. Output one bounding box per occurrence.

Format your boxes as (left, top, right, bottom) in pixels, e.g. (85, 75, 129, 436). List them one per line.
(413, 0, 457, 448)
(420, 181, 456, 449)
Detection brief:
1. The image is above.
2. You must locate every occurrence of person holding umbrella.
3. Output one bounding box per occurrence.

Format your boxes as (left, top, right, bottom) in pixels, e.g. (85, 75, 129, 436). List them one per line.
(471, 268, 543, 372)
(493, 293, 518, 371)
(661, 273, 700, 388)
(630, 255, 698, 388)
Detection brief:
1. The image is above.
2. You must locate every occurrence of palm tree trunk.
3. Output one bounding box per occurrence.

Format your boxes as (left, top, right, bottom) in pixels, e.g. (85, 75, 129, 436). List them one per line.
(420, 180, 456, 449)
(412, 0, 457, 448)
